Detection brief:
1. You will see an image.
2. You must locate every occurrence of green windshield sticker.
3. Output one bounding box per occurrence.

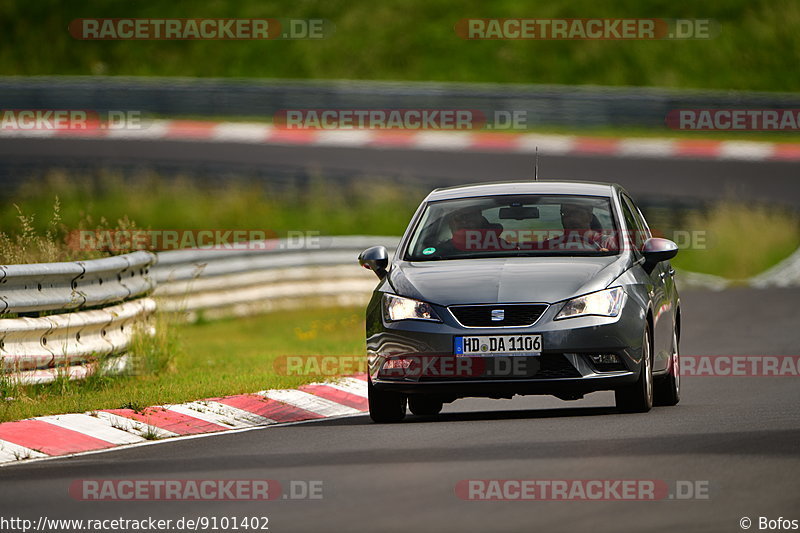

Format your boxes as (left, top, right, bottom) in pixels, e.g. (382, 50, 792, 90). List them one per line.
(422, 247, 436, 255)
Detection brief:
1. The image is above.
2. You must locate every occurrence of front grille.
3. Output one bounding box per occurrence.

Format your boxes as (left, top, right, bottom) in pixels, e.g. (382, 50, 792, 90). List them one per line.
(449, 304, 548, 327)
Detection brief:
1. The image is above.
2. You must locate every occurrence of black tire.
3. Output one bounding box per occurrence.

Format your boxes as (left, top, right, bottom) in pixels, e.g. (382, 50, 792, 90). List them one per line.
(654, 329, 680, 406)
(615, 328, 654, 413)
(368, 380, 406, 423)
(408, 395, 444, 416)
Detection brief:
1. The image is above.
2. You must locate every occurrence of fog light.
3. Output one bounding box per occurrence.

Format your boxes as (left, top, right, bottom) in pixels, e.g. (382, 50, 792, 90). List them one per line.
(589, 354, 620, 364)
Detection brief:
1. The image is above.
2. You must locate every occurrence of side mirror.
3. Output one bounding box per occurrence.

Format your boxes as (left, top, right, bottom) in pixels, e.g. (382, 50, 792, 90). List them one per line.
(642, 238, 678, 270)
(358, 245, 389, 279)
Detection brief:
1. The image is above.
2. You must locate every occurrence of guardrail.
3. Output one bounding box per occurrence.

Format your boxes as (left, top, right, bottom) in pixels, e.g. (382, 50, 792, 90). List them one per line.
(0, 237, 397, 384)
(152, 235, 399, 321)
(0, 250, 155, 314)
(0, 251, 157, 384)
(1, 76, 798, 129)
(750, 246, 800, 288)
(0, 298, 156, 384)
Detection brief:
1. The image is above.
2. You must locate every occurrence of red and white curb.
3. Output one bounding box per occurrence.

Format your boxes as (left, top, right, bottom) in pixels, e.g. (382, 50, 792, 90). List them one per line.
(1, 119, 798, 162)
(0, 375, 369, 465)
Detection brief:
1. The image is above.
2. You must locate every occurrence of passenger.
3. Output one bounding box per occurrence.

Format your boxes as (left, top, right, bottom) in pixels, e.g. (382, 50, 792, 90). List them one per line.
(440, 207, 508, 255)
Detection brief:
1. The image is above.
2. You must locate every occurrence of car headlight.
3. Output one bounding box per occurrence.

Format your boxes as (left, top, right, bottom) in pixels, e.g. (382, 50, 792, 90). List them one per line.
(555, 287, 626, 320)
(383, 294, 441, 322)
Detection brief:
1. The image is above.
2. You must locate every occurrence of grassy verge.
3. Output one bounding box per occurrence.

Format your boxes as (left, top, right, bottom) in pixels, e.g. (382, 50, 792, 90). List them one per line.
(0, 172, 423, 264)
(1, 0, 798, 91)
(671, 203, 800, 279)
(0, 306, 365, 423)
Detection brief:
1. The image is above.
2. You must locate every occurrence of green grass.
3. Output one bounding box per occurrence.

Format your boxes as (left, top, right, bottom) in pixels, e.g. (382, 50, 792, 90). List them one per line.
(0, 0, 798, 91)
(0, 172, 424, 263)
(671, 203, 800, 279)
(0, 306, 365, 423)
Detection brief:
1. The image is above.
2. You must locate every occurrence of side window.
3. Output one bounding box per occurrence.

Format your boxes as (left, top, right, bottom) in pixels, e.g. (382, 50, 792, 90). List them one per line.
(619, 197, 644, 252)
(624, 195, 652, 240)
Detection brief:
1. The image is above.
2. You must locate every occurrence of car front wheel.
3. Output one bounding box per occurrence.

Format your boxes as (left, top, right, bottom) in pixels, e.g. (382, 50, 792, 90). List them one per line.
(615, 328, 653, 413)
(654, 328, 680, 406)
(368, 380, 407, 423)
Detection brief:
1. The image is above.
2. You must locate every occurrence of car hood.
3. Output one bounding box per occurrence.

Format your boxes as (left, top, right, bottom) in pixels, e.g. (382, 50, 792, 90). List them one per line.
(388, 255, 631, 306)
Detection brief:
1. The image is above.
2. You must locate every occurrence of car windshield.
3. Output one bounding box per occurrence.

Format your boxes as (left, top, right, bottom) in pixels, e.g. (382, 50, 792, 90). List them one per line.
(405, 194, 620, 261)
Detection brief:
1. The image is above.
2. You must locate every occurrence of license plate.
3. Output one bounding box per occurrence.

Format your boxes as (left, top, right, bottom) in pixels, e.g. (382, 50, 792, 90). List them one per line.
(455, 335, 542, 356)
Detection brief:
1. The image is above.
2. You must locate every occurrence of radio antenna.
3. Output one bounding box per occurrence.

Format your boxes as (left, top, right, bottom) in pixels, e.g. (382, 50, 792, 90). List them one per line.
(534, 146, 539, 181)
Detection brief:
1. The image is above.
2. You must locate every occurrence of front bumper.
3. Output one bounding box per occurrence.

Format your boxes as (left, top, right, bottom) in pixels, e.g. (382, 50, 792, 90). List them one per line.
(367, 293, 646, 399)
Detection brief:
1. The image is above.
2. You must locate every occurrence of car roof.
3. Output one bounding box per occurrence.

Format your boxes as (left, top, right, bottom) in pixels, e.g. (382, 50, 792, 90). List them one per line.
(426, 180, 621, 202)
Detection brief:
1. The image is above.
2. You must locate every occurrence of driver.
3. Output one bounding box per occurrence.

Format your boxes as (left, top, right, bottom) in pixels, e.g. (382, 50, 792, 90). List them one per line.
(548, 202, 616, 251)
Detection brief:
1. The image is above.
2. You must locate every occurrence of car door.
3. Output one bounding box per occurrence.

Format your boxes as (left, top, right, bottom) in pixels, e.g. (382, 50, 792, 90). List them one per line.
(621, 194, 673, 372)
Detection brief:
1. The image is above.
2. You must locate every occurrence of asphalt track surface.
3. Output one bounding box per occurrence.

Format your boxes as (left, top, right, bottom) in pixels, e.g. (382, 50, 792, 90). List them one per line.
(2, 137, 800, 207)
(1, 286, 799, 533)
